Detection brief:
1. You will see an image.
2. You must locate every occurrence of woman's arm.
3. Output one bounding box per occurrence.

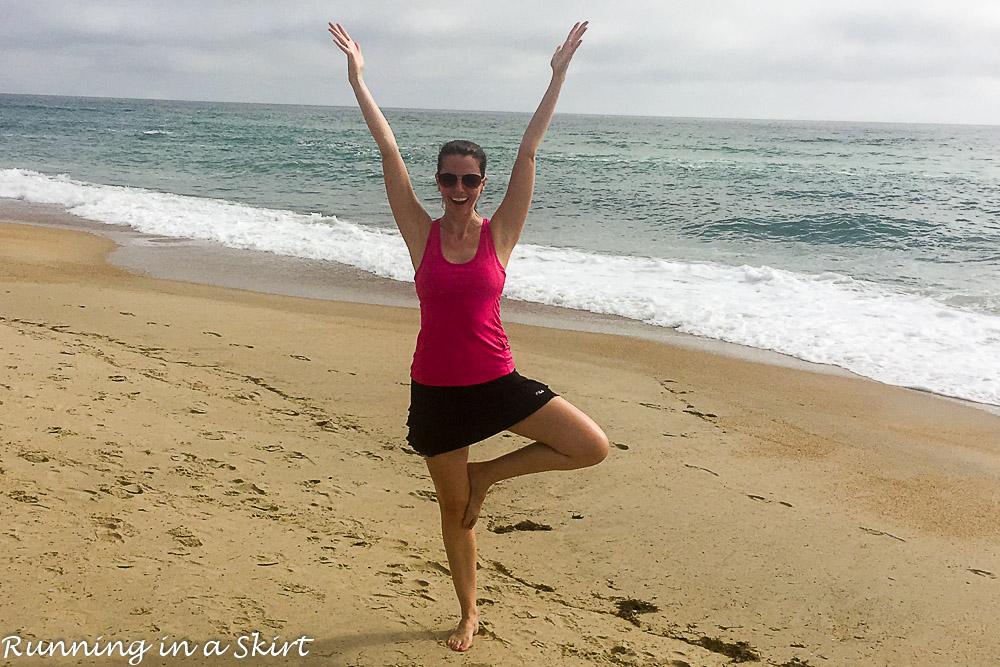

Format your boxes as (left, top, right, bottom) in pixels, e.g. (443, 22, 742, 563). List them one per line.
(491, 21, 587, 266)
(329, 23, 431, 268)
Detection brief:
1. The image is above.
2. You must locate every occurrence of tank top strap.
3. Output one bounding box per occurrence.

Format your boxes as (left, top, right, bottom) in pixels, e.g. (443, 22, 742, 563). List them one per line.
(426, 219, 442, 258)
(480, 218, 497, 262)
(417, 219, 442, 274)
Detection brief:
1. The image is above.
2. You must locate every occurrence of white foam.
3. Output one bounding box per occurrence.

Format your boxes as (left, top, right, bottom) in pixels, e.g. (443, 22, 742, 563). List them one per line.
(3, 168, 998, 406)
(506, 247, 1000, 406)
(0, 168, 414, 282)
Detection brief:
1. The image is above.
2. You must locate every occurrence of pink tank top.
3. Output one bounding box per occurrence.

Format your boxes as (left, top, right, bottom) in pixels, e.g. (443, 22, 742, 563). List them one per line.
(411, 219, 515, 386)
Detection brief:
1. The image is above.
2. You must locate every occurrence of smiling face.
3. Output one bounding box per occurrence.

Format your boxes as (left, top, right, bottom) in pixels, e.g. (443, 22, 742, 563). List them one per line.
(436, 154, 486, 215)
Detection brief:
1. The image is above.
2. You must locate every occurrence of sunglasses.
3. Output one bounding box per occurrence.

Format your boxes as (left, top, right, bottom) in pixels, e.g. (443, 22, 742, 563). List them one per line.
(437, 172, 483, 189)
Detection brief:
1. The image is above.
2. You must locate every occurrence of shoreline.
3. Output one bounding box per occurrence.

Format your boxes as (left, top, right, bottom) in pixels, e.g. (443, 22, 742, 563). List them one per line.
(5, 196, 998, 417)
(3, 216, 1000, 665)
(3, 198, 830, 363)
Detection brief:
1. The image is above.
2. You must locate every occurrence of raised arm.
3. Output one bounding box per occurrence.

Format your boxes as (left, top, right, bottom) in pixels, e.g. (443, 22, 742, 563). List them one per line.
(491, 21, 587, 265)
(328, 23, 431, 268)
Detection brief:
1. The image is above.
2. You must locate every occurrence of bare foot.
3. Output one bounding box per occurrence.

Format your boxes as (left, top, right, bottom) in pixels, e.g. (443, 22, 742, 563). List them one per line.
(463, 462, 491, 528)
(447, 615, 479, 651)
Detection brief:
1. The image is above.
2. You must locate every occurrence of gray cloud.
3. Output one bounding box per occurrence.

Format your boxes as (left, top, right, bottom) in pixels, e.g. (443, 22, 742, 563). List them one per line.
(2, 0, 999, 123)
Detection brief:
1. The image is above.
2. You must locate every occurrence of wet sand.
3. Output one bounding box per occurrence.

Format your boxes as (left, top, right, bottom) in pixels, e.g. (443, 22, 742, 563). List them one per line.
(3, 212, 1000, 666)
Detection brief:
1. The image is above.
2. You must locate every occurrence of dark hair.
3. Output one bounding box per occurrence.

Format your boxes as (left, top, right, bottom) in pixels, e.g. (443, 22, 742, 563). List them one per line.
(437, 140, 487, 176)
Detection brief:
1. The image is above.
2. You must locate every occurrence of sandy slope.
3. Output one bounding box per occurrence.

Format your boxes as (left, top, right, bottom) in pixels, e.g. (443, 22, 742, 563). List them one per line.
(2, 220, 999, 666)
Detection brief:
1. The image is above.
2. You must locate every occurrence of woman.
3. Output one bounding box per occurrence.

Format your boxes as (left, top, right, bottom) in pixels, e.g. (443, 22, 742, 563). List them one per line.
(329, 21, 608, 652)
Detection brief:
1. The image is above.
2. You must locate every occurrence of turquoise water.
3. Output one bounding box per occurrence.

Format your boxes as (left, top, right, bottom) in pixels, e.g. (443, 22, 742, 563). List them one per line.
(2, 93, 999, 405)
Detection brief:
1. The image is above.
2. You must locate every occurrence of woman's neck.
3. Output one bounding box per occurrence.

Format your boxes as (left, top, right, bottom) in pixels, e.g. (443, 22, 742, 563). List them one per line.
(439, 212, 483, 238)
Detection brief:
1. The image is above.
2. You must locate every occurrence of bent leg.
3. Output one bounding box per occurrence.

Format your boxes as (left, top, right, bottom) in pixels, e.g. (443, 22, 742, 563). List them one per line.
(424, 447, 479, 651)
(464, 397, 608, 527)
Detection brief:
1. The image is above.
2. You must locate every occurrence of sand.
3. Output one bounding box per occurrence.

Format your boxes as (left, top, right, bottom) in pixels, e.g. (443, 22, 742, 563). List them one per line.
(2, 217, 1000, 666)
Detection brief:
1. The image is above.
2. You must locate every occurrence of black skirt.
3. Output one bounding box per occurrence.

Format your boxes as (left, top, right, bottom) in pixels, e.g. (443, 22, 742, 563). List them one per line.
(406, 369, 558, 457)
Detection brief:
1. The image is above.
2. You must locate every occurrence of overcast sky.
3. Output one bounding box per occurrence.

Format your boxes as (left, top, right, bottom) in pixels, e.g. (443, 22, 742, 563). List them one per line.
(3, 0, 1000, 125)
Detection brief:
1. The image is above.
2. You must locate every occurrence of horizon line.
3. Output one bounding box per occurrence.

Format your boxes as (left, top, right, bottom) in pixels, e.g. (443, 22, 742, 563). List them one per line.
(2, 90, 998, 129)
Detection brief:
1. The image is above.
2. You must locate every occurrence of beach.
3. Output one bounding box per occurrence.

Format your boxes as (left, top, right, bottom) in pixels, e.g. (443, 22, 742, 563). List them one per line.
(2, 211, 999, 666)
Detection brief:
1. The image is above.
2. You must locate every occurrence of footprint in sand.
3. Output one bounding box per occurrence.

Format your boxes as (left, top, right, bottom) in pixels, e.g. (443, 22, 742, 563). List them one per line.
(376, 563, 439, 603)
(167, 526, 203, 548)
(230, 478, 267, 495)
(9, 490, 40, 504)
(97, 447, 124, 464)
(278, 581, 326, 601)
(91, 515, 133, 542)
(93, 476, 144, 499)
(115, 475, 144, 495)
(170, 465, 202, 479)
(283, 451, 315, 465)
(228, 595, 285, 632)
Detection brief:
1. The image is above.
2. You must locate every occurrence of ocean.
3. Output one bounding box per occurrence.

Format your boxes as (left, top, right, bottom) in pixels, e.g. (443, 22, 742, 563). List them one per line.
(2, 93, 999, 407)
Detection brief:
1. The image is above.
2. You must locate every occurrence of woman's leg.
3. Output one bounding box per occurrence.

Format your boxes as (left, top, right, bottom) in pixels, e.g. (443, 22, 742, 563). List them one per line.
(424, 446, 480, 651)
(464, 397, 608, 528)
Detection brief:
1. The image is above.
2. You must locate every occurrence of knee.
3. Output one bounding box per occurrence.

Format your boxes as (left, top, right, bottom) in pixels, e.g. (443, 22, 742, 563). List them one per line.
(580, 426, 609, 467)
(436, 495, 469, 525)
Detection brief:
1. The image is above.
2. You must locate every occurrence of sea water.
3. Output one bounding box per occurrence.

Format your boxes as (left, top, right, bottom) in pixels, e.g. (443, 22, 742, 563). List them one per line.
(2, 93, 998, 406)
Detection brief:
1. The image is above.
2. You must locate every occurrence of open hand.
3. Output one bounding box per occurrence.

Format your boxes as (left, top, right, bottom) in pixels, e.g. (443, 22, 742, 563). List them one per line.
(328, 23, 364, 80)
(551, 21, 587, 76)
